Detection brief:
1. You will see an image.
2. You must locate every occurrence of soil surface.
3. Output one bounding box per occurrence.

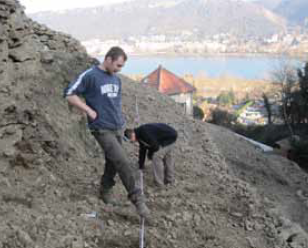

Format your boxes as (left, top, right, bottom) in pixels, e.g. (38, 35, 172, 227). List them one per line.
(1, 1, 308, 248)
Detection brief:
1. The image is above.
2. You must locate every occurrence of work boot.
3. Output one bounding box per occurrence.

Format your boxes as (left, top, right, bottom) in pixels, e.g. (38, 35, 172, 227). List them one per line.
(165, 179, 176, 188)
(134, 200, 150, 218)
(99, 188, 119, 206)
(130, 193, 150, 217)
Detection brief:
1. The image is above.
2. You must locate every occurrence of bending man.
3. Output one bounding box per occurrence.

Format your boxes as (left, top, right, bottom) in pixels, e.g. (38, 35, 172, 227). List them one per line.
(125, 123, 178, 187)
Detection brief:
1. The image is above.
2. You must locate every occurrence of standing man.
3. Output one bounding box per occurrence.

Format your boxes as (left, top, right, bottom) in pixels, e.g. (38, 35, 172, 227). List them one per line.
(64, 46, 149, 217)
(124, 123, 178, 187)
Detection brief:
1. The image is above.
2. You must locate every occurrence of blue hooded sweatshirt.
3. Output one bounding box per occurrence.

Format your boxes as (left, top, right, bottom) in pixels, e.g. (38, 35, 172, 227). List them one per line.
(64, 65, 125, 130)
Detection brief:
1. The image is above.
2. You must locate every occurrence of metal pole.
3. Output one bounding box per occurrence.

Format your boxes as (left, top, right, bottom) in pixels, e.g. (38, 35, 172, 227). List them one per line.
(135, 95, 145, 248)
(139, 170, 145, 248)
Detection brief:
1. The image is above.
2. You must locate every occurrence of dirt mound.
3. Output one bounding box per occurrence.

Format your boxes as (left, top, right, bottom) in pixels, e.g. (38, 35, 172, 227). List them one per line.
(1, 1, 308, 248)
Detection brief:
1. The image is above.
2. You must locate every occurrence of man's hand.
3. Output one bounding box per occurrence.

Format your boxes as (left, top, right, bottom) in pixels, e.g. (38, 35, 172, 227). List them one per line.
(66, 95, 97, 121)
(87, 109, 97, 121)
(147, 151, 154, 160)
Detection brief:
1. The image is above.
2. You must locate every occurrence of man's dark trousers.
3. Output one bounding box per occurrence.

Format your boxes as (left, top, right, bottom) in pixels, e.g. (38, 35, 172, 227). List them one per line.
(92, 129, 140, 200)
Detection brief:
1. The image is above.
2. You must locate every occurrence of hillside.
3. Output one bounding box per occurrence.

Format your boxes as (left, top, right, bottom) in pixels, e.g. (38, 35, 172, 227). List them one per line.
(255, 0, 284, 10)
(256, 0, 308, 25)
(274, 0, 308, 25)
(28, 0, 286, 40)
(1, 1, 308, 248)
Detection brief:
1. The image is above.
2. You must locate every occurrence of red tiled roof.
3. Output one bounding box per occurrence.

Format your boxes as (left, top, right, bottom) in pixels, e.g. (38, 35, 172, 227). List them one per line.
(141, 65, 196, 95)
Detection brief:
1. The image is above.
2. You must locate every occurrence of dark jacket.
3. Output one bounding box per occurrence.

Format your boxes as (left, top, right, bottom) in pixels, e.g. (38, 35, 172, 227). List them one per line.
(134, 123, 177, 169)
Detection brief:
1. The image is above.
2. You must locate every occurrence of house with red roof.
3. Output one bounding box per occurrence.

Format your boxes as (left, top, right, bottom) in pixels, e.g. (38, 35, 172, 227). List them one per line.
(141, 65, 196, 115)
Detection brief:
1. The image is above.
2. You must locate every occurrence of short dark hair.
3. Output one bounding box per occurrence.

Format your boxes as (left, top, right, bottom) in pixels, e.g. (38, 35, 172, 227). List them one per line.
(105, 46, 127, 62)
(124, 128, 134, 140)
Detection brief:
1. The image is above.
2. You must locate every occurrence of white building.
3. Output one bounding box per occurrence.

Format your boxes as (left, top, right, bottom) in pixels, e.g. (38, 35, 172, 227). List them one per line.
(141, 65, 196, 116)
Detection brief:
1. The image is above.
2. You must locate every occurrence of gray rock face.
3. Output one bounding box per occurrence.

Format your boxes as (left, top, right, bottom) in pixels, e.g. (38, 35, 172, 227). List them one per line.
(0, 1, 308, 248)
(9, 41, 36, 62)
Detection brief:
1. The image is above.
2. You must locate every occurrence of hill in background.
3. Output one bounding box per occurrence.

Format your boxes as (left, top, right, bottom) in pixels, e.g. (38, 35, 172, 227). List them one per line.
(254, 0, 283, 10)
(29, 0, 287, 41)
(256, 0, 308, 25)
(275, 0, 308, 25)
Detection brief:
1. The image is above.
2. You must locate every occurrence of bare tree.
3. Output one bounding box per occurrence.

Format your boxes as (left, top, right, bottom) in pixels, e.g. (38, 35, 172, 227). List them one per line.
(262, 93, 272, 125)
(297, 62, 308, 124)
(271, 61, 297, 135)
(271, 60, 308, 134)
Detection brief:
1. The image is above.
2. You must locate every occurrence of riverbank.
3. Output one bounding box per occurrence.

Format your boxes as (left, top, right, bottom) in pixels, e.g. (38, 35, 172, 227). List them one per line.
(119, 55, 302, 80)
(128, 74, 278, 101)
(97, 52, 308, 60)
(184, 75, 277, 99)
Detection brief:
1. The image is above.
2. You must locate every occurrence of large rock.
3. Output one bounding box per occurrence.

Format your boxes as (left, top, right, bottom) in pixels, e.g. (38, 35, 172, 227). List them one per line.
(0, 40, 8, 71)
(0, 24, 7, 42)
(8, 40, 37, 62)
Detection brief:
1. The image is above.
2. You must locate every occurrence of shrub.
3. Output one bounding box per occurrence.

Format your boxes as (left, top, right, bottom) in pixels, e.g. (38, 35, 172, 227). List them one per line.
(210, 108, 237, 127)
(193, 105, 204, 120)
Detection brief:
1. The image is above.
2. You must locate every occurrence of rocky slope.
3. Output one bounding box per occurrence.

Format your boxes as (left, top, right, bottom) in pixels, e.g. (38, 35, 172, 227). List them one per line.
(1, 1, 308, 248)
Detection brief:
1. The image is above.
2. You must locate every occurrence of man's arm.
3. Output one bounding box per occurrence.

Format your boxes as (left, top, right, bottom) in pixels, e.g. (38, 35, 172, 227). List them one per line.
(138, 144, 147, 170)
(137, 126, 160, 161)
(139, 127, 159, 152)
(66, 95, 97, 120)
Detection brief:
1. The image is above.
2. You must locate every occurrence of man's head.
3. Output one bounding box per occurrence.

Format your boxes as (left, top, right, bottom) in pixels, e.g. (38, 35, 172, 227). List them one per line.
(103, 46, 127, 74)
(124, 128, 136, 142)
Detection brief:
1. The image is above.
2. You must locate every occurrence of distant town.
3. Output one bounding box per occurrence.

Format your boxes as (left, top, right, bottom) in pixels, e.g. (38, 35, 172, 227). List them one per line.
(81, 27, 307, 126)
(82, 30, 308, 57)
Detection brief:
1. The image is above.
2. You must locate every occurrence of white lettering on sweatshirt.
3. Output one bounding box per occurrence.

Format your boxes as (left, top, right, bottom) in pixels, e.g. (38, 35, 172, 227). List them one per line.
(100, 84, 119, 98)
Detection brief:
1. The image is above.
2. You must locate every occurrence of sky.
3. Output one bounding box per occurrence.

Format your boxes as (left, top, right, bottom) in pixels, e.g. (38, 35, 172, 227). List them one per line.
(19, 0, 134, 13)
